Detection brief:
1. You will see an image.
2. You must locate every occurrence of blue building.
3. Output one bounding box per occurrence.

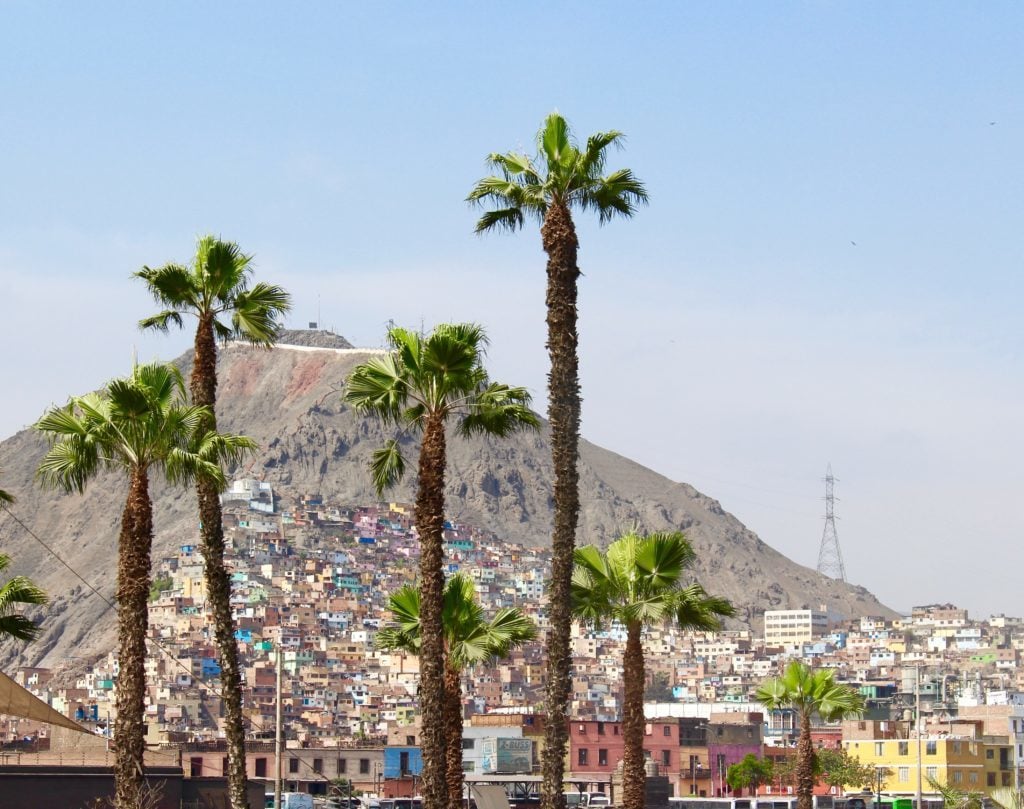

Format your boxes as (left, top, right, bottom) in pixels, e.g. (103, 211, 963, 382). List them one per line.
(383, 747, 423, 778)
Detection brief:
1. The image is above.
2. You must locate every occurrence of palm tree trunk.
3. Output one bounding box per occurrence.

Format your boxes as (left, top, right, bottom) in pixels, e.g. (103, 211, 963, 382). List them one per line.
(192, 314, 250, 809)
(540, 200, 581, 809)
(114, 467, 153, 809)
(416, 413, 449, 809)
(796, 711, 815, 809)
(444, 663, 465, 809)
(622, 622, 646, 809)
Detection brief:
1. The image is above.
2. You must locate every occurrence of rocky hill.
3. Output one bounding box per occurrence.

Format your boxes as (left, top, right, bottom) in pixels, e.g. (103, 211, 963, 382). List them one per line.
(0, 333, 894, 671)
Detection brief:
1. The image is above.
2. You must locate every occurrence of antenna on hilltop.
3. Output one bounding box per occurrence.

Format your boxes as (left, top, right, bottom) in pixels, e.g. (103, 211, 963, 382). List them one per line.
(816, 463, 847, 582)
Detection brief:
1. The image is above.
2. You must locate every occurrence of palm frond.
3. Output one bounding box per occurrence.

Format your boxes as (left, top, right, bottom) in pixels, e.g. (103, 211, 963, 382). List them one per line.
(138, 310, 186, 333)
(0, 576, 48, 609)
(343, 355, 408, 424)
(133, 263, 198, 314)
(231, 282, 292, 345)
(376, 626, 420, 655)
(581, 130, 626, 174)
(458, 384, 539, 438)
(0, 615, 43, 642)
(484, 151, 542, 185)
(473, 207, 529, 233)
(370, 439, 406, 495)
(539, 111, 575, 170)
(35, 423, 102, 494)
(201, 237, 254, 305)
(580, 168, 649, 223)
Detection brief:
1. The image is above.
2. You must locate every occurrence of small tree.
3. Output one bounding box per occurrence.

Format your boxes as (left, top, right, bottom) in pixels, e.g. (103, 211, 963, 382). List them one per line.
(755, 662, 865, 809)
(817, 749, 875, 794)
(727, 755, 774, 797)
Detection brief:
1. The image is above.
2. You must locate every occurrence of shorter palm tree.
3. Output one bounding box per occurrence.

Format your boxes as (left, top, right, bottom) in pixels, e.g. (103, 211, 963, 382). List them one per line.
(572, 531, 734, 809)
(755, 662, 865, 809)
(378, 574, 537, 809)
(0, 554, 47, 642)
(35, 361, 254, 809)
(345, 322, 537, 809)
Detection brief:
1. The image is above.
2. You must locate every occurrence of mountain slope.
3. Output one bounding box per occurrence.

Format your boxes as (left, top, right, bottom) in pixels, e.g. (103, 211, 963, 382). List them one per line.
(0, 337, 893, 669)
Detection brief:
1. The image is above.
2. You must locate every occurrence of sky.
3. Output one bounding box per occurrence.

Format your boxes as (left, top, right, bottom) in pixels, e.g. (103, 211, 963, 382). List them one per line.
(1, 2, 1021, 618)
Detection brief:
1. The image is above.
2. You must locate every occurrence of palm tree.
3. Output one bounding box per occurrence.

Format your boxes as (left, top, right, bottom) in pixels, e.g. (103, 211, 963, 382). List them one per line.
(469, 112, 647, 809)
(344, 323, 537, 809)
(0, 554, 47, 642)
(571, 531, 733, 809)
(135, 235, 290, 809)
(377, 574, 537, 809)
(35, 361, 254, 809)
(755, 661, 865, 809)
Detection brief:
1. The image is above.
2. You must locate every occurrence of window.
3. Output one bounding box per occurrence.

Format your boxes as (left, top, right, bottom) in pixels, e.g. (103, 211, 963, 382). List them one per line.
(289, 758, 299, 774)
(599, 749, 608, 766)
(898, 767, 909, 783)
(578, 749, 589, 766)
(222, 757, 229, 776)
(927, 767, 938, 780)
(255, 758, 267, 778)
(926, 741, 937, 755)
(988, 773, 997, 787)
(898, 742, 909, 756)
(406, 735, 416, 746)
(664, 725, 672, 737)
(987, 749, 995, 759)
(969, 773, 978, 784)
(875, 743, 884, 756)
(613, 725, 620, 735)
(338, 758, 347, 774)
(463, 739, 475, 750)
(190, 757, 203, 777)
(662, 750, 671, 766)
(953, 742, 961, 754)
(360, 758, 370, 774)
(313, 758, 323, 774)
(598, 722, 605, 735)
(953, 772, 962, 784)
(463, 761, 475, 772)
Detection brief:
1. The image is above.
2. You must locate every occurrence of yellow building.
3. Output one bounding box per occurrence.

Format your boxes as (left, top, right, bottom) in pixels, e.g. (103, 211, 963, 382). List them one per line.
(844, 737, 1013, 796)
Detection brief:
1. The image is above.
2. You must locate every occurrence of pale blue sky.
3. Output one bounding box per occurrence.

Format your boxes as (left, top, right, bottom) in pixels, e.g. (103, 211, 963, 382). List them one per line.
(1, 2, 1021, 616)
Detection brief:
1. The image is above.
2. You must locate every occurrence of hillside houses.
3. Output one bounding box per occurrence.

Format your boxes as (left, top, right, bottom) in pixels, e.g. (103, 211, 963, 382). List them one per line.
(5, 487, 1024, 800)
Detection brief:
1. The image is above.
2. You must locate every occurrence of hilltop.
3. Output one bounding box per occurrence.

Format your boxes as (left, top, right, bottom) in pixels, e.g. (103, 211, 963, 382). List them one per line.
(0, 332, 894, 670)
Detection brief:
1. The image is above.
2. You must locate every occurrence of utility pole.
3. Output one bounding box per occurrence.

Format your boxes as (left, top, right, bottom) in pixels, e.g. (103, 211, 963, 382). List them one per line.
(275, 646, 283, 809)
(916, 665, 923, 809)
(816, 463, 848, 581)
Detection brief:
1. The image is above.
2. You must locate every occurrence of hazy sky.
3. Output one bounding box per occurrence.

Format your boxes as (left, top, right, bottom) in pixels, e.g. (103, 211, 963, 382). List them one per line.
(2, 3, 1021, 617)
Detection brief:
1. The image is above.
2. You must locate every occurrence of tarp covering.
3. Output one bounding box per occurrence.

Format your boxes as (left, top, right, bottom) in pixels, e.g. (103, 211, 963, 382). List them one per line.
(0, 670, 94, 735)
(468, 785, 511, 809)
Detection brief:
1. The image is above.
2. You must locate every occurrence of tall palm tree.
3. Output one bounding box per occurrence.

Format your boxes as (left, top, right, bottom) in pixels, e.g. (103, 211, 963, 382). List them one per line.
(0, 554, 47, 642)
(35, 362, 254, 809)
(344, 323, 538, 809)
(469, 112, 647, 809)
(135, 235, 290, 809)
(572, 531, 734, 809)
(378, 574, 537, 809)
(755, 661, 865, 809)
